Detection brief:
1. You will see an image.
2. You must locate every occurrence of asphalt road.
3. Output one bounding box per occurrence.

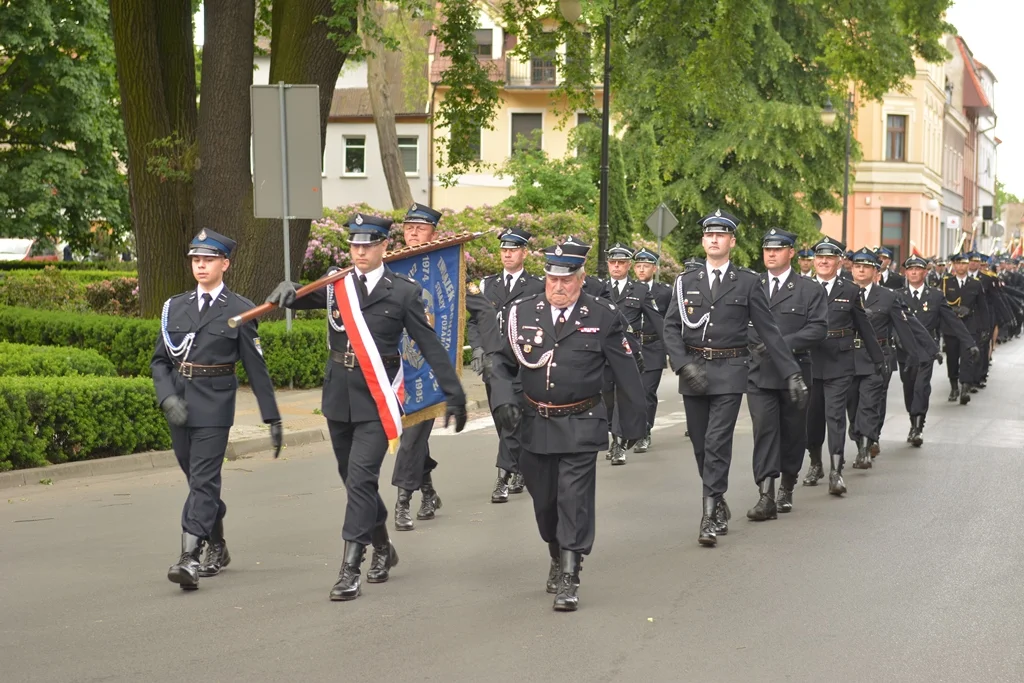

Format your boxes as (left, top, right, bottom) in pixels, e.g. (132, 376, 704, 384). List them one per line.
(4, 348, 1024, 683)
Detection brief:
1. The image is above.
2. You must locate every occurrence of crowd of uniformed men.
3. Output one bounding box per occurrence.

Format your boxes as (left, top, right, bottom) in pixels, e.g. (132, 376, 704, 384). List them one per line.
(153, 204, 1024, 613)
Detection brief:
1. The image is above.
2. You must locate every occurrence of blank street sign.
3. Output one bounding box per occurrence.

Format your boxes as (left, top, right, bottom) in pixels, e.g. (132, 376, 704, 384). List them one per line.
(646, 203, 679, 239)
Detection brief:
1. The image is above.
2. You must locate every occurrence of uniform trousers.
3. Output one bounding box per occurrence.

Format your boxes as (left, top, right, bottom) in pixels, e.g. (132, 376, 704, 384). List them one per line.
(171, 426, 230, 539)
(326, 419, 389, 546)
(682, 393, 744, 498)
(485, 380, 522, 473)
(898, 358, 933, 416)
(944, 335, 976, 384)
(518, 449, 598, 555)
(391, 420, 437, 491)
(640, 368, 663, 431)
(747, 368, 811, 484)
(847, 371, 887, 442)
(806, 375, 853, 462)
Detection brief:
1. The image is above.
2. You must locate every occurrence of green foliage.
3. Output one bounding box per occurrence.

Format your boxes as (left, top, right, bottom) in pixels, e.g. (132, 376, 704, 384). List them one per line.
(0, 261, 136, 272)
(498, 134, 598, 215)
(0, 267, 89, 312)
(995, 178, 1021, 223)
(0, 0, 129, 252)
(622, 123, 665, 234)
(0, 342, 117, 378)
(236, 321, 329, 389)
(84, 277, 141, 316)
(0, 376, 170, 471)
(145, 131, 200, 184)
(607, 137, 632, 246)
(1, 269, 137, 285)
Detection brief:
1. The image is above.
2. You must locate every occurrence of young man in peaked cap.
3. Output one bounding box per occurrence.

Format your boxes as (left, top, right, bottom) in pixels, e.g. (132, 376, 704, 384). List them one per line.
(631, 247, 672, 452)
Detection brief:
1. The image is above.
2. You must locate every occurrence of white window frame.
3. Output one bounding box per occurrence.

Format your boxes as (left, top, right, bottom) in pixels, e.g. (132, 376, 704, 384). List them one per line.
(343, 135, 367, 177)
(398, 136, 419, 177)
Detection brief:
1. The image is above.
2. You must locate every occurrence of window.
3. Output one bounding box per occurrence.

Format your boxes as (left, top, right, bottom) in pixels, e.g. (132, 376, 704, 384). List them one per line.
(577, 113, 592, 128)
(344, 136, 366, 175)
(511, 113, 543, 154)
(886, 115, 907, 161)
(881, 208, 909, 265)
(469, 126, 482, 161)
(473, 29, 493, 57)
(531, 52, 556, 85)
(398, 136, 418, 175)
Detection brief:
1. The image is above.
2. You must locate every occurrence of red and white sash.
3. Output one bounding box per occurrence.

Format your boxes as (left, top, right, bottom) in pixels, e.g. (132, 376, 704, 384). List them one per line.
(334, 273, 406, 452)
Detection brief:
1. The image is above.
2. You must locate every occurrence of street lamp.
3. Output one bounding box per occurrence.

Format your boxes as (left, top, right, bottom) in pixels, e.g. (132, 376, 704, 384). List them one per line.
(822, 94, 854, 246)
(559, 0, 614, 278)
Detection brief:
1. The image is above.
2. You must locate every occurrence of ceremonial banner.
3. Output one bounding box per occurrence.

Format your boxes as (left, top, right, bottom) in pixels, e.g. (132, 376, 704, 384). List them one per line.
(388, 242, 467, 427)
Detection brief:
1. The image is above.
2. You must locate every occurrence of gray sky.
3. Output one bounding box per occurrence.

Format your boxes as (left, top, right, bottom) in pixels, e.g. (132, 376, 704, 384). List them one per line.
(948, 1, 1024, 196)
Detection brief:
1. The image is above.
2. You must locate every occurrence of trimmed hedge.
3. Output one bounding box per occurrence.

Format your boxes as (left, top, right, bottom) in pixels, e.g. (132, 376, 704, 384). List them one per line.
(0, 261, 137, 272)
(0, 342, 117, 377)
(0, 269, 137, 285)
(0, 376, 170, 471)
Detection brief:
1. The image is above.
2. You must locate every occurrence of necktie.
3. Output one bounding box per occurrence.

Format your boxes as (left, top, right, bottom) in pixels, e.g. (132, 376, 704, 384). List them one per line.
(614, 281, 622, 299)
(913, 290, 920, 301)
(711, 269, 721, 299)
(554, 308, 567, 336)
(199, 293, 213, 321)
(358, 274, 369, 301)
(505, 273, 513, 294)
(770, 277, 780, 301)
(822, 281, 830, 297)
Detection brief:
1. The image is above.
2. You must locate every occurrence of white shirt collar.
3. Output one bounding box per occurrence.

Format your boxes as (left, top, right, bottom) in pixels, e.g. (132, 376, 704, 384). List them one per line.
(768, 267, 792, 286)
(355, 262, 386, 294)
(909, 283, 925, 296)
(862, 283, 873, 299)
(551, 300, 577, 324)
(196, 282, 225, 308)
(503, 268, 524, 286)
(611, 277, 628, 289)
(706, 261, 730, 281)
(816, 275, 837, 288)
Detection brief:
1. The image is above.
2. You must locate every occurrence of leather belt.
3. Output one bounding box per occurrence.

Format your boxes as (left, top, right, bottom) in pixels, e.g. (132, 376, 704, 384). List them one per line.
(330, 349, 402, 369)
(639, 333, 659, 343)
(685, 345, 750, 360)
(525, 394, 602, 418)
(175, 362, 235, 379)
(826, 328, 854, 339)
(876, 337, 891, 348)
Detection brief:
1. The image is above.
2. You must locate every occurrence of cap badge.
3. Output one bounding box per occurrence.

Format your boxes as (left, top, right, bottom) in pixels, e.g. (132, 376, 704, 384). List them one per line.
(410, 204, 418, 212)
(714, 208, 722, 217)
(770, 229, 776, 235)
(355, 214, 364, 225)
(823, 237, 830, 243)
(555, 245, 563, 256)
(198, 229, 207, 241)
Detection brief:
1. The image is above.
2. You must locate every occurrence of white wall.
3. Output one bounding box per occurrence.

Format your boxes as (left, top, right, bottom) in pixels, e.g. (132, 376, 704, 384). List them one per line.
(322, 121, 430, 210)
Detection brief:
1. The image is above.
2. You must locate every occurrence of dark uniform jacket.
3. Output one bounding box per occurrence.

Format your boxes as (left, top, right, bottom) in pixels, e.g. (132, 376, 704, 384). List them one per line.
(583, 275, 611, 299)
(664, 263, 801, 395)
(855, 283, 928, 373)
(607, 278, 664, 364)
(809, 277, 883, 380)
(896, 285, 975, 354)
(926, 271, 943, 288)
(940, 274, 989, 336)
(466, 271, 545, 352)
(490, 292, 646, 453)
(152, 287, 279, 428)
(879, 269, 905, 289)
(747, 270, 828, 390)
(289, 268, 466, 422)
(636, 280, 672, 371)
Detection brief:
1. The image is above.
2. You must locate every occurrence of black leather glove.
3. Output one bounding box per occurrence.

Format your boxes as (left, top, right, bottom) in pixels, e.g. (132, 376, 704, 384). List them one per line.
(470, 348, 485, 375)
(270, 420, 283, 458)
(933, 352, 944, 365)
(621, 438, 639, 451)
(444, 402, 467, 433)
(786, 373, 809, 410)
(968, 346, 981, 362)
(265, 281, 299, 308)
(635, 351, 645, 374)
(874, 361, 887, 376)
(679, 362, 708, 394)
(481, 354, 494, 383)
(493, 403, 522, 432)
(161, 395, 188, 427)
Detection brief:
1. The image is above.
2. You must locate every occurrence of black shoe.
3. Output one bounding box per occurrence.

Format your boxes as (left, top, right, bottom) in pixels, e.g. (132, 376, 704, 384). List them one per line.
(546, 542, 559, 594)
(960, 383, 972, 404)
(776, 475, 796, 513)
(366, 526, 399, 584)
(167, 533, 203, 590)
(713, 498, 731, 535)
(417, 474, 442, 520)
(910, 415, 924, 447)
(394, 489, 415, 531)
(552, 550, 581, 612)
(508, 472, 526, 494)
(747, 479, 778, 521)
(828, 469, 846, 496)
(329, 542, 364, 601)
(491, 469, 510, 503)
(198, 520, 230, 577)
(869, 440, 880, 460)
(633, 435, 651, 453)
(948, 379, 959, 402)
(698, 497, 717, 547)
(802, 449, 824, 486)
(610, 437, 626, 466)
(907, 424, 916, 444)
(852, 437, 871, 469)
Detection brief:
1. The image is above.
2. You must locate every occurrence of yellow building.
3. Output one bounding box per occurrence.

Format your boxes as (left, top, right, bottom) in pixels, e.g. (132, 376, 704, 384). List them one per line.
(427, 1, 603, 210)
(820, 58, 946, 263)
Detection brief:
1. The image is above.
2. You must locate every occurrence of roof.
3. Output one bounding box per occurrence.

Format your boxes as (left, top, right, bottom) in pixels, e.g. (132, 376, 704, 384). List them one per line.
(955, 36, 993, 116)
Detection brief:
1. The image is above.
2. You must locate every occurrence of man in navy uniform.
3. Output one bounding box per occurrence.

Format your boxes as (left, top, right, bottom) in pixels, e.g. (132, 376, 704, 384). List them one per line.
(602, 243, 662, 465)
(152, 228, 283, 590)
(745, 228, 827, 519)
(876, 247, 905, 289)
(488, 240, 645, 611)
(663, 209, 808, 547)
(897, 255, 979, 446)
(797, 248, 815, 278)
(631, 247, 672, 452)
(941, 252, 988, 403)
(265, 213, 467, 602)
(467, 226, 545, 503)
(927, 257, 946, 287)
(803, 237, 883, 495)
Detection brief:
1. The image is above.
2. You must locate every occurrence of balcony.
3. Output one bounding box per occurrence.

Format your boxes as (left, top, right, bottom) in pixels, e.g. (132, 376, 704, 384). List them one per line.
(506, 54, 558, 88)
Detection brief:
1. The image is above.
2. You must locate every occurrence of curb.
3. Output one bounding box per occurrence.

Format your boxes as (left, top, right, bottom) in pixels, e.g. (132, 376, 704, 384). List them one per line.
(0, 399, 487, 492)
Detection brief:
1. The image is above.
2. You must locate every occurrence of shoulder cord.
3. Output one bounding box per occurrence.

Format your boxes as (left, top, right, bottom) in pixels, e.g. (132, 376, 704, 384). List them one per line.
(507, 304, 553, 369)
(942, 277, 961, 307)
(161, 299, 195, 362)
(675, 275, 710, 342)
(325, 276, 353, 356)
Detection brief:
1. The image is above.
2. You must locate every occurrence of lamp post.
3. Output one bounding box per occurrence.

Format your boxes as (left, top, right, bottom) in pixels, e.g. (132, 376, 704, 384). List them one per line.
(560, 0, 614, 278)
(822, 94, 855, 246)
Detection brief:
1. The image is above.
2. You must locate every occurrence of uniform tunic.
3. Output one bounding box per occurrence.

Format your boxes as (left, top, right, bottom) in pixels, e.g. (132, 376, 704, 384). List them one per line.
(939, 275, 988, 385)
(637, 279, 673, 431)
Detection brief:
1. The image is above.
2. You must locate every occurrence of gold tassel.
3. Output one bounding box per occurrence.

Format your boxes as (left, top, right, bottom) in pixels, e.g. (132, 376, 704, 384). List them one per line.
(388, 437, 400, 455)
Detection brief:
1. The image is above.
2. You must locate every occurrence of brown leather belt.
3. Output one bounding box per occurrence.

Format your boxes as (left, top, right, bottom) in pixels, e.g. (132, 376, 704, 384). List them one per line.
(826, 328, 854, 339)
(525, 394, 602, 418)
(330, 349, 402, 369)
(175, 362, 235, 379)
(685, 345, 750, 360)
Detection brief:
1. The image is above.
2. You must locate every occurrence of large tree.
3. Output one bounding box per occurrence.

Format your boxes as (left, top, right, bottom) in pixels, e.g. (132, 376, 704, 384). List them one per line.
(0, 0, 129, 251)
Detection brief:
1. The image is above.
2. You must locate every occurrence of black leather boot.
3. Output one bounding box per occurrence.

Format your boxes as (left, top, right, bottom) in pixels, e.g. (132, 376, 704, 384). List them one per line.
(546, 541, 560, 594)
(167, 532, 203, 590)
(610, 434, 627, 466)
(802, 447, 824, 486)
(634, 433, 652, 453)
(747, 479, 778, 521)
(552, 550, 581, 612)
(853, 437, 871, 469)
(491, 468, 510, 503)
(910, 415, 924, 447)
(777, 474, 796, 513)
(508, 471, 526, 494)
(366, 525, 399, 583)
(959, 382, 971, 405)
(713, 497, 731, 535)
(947, 378, 959, 402)
(329, 542, 364, 601)
(698, 497, 717, 547)
(828, 453, 846, 496)
(869, 440, 880, 460)
(417, 473, 442, 520)
(907, 418, 917, 444)
(394, 489, 415, 531)
(198, 519, 231, 577)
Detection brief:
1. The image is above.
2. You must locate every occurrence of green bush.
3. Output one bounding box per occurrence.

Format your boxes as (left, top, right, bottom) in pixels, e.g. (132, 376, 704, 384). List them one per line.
(0, 260, 136, 272)
(235, 320, 329, 389)
(0, 268, 137, 284)
(0, 342, 117, 377)
(84, 277, 140, 316)
(0, 376, 170, 471)
(0, 267, 89, 312)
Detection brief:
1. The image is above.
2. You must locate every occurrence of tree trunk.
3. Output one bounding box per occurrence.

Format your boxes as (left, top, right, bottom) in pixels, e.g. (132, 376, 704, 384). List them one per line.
(110, 0, 196, 317)
(363, 2, 413, 210)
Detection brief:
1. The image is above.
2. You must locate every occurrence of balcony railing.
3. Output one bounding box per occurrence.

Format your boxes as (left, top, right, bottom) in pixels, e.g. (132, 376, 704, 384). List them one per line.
(506, 55, 557, 88)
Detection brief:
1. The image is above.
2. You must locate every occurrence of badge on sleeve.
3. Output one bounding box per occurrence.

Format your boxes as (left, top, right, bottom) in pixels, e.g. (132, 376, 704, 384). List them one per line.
(254, 338, 264, 356)
(621, 337, 632, 354)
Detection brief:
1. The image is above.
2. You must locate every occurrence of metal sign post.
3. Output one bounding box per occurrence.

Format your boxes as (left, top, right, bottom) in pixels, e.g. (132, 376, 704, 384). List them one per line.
(645, 203, 679, 281)
(277, 83, 293, 330)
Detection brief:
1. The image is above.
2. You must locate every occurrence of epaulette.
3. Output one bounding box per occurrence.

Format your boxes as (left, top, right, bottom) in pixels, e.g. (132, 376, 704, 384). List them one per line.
(589, 295, 618, 312)
(391, 272, 418, 286)
(984, 269, 997, 277)
(737, 266, 759, 276)
(683, 263, 702, 274)
(233, 292, 256, 308)
(512, 292, 541, 306)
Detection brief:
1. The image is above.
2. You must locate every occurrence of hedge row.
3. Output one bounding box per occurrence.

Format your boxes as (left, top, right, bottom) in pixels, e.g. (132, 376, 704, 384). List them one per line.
(0, 377, 170, 471)
(0, 342, 117, 377)
(0, 269, 137, 285)
(0, 261, 137, 272)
